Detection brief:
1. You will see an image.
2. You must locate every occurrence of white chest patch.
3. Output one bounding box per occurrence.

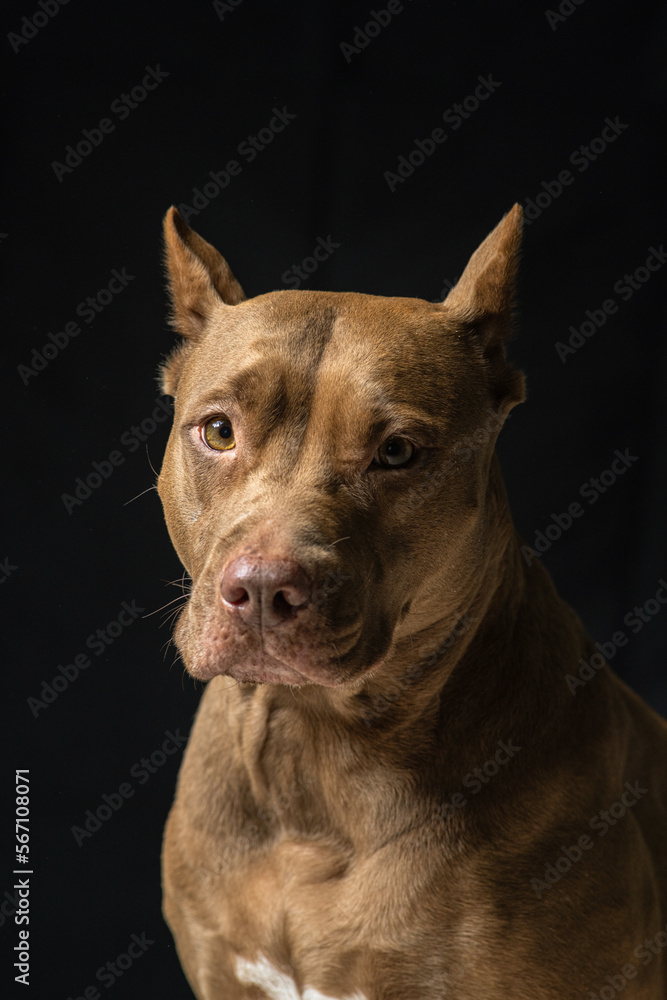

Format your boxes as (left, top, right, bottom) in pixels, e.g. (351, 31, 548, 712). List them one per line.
(235, 954, 368, 1000)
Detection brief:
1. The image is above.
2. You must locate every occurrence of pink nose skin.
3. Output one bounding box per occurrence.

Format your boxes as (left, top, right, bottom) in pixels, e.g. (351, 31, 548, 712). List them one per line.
(220, 556, 311, 629)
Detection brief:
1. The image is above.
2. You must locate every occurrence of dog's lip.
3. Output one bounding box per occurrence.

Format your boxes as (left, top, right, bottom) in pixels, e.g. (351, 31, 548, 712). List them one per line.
(184, 613, 376, 686)
(187, 648, 316, 686)
(190, 648, 366, 688)
(235, 667, 312, 686)
(229, 650, 349, 687)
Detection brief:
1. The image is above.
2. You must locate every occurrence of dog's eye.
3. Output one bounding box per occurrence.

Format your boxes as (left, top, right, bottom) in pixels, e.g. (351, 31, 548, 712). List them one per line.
(202, 416, 236, 451)
(374, 436, 415, 468)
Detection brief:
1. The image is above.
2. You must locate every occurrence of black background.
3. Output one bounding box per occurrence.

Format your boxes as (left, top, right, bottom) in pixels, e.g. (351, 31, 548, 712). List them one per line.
(2, 1, 666, 997)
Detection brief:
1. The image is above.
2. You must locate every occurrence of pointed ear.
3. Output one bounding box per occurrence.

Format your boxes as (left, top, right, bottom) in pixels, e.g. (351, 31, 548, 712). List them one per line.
(442, 204, 525, 410)
(162, 206, 246, 340)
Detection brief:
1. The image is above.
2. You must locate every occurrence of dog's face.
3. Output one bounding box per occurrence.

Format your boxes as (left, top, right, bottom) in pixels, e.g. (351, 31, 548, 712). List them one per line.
(158, 208, 525, 687)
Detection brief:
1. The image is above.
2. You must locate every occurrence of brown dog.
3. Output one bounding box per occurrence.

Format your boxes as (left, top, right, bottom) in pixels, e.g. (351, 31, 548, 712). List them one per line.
(157, 204, 667, 999)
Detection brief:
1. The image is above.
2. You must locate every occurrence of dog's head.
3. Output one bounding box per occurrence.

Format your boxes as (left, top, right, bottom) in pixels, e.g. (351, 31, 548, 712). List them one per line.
(157, 207, 525, 687)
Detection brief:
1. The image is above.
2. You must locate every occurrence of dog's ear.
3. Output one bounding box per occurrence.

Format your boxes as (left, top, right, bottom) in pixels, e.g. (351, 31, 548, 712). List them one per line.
(441, 204, 525, 409)
(162, 206, 246, 338)
(161, 207, 246, 395)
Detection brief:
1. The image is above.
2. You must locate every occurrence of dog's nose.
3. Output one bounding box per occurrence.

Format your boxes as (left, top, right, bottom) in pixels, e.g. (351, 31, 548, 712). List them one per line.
(220, 556, 311, 628)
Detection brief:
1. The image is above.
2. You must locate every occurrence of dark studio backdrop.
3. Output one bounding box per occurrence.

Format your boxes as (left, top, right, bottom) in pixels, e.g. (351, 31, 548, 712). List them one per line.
(2, 0, 666, 996)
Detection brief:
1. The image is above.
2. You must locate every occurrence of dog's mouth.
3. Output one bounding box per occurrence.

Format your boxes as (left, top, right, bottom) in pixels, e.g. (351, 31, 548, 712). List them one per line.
(173, 598, 386, 688)
(196, 652, 346, 687)
(169, 544, 395, 687)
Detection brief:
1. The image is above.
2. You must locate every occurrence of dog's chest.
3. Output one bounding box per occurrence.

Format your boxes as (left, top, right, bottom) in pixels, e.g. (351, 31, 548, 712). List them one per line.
(171, 687, 491, 996)
(234, 952, 367, 1000)
(213, 829, 482, 1000)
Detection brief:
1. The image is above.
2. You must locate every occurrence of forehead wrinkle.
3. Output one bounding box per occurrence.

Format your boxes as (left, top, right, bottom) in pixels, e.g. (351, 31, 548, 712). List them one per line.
(310, 332, 449, 449)
(222, 303, 340, 460)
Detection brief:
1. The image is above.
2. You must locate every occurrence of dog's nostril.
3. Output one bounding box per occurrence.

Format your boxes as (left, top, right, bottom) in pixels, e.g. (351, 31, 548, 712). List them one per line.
(224, 586, 249, 606)
(273, 589, 305, 615)
(274, 591, 291, 615)
(276, 579, 309, 610)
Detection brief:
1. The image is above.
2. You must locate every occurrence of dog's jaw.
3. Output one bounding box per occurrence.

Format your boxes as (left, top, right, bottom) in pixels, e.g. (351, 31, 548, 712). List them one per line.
(172, 583, 389, 687)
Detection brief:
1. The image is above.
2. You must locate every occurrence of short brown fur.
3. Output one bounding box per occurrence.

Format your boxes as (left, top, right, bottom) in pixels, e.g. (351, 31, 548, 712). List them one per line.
(157, 205, 667, 998)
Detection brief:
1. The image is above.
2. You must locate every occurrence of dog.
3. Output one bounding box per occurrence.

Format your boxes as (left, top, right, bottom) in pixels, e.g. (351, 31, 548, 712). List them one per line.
(157, 204, 667, 999)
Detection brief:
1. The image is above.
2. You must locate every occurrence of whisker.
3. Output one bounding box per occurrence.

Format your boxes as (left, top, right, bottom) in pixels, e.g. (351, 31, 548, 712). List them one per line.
(145, 594, 189, 618)
(124, 484, 158, 506)
(325, 536, 351, 549)
(145, 444, 160, 479)
(160, 608, 186, 629)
